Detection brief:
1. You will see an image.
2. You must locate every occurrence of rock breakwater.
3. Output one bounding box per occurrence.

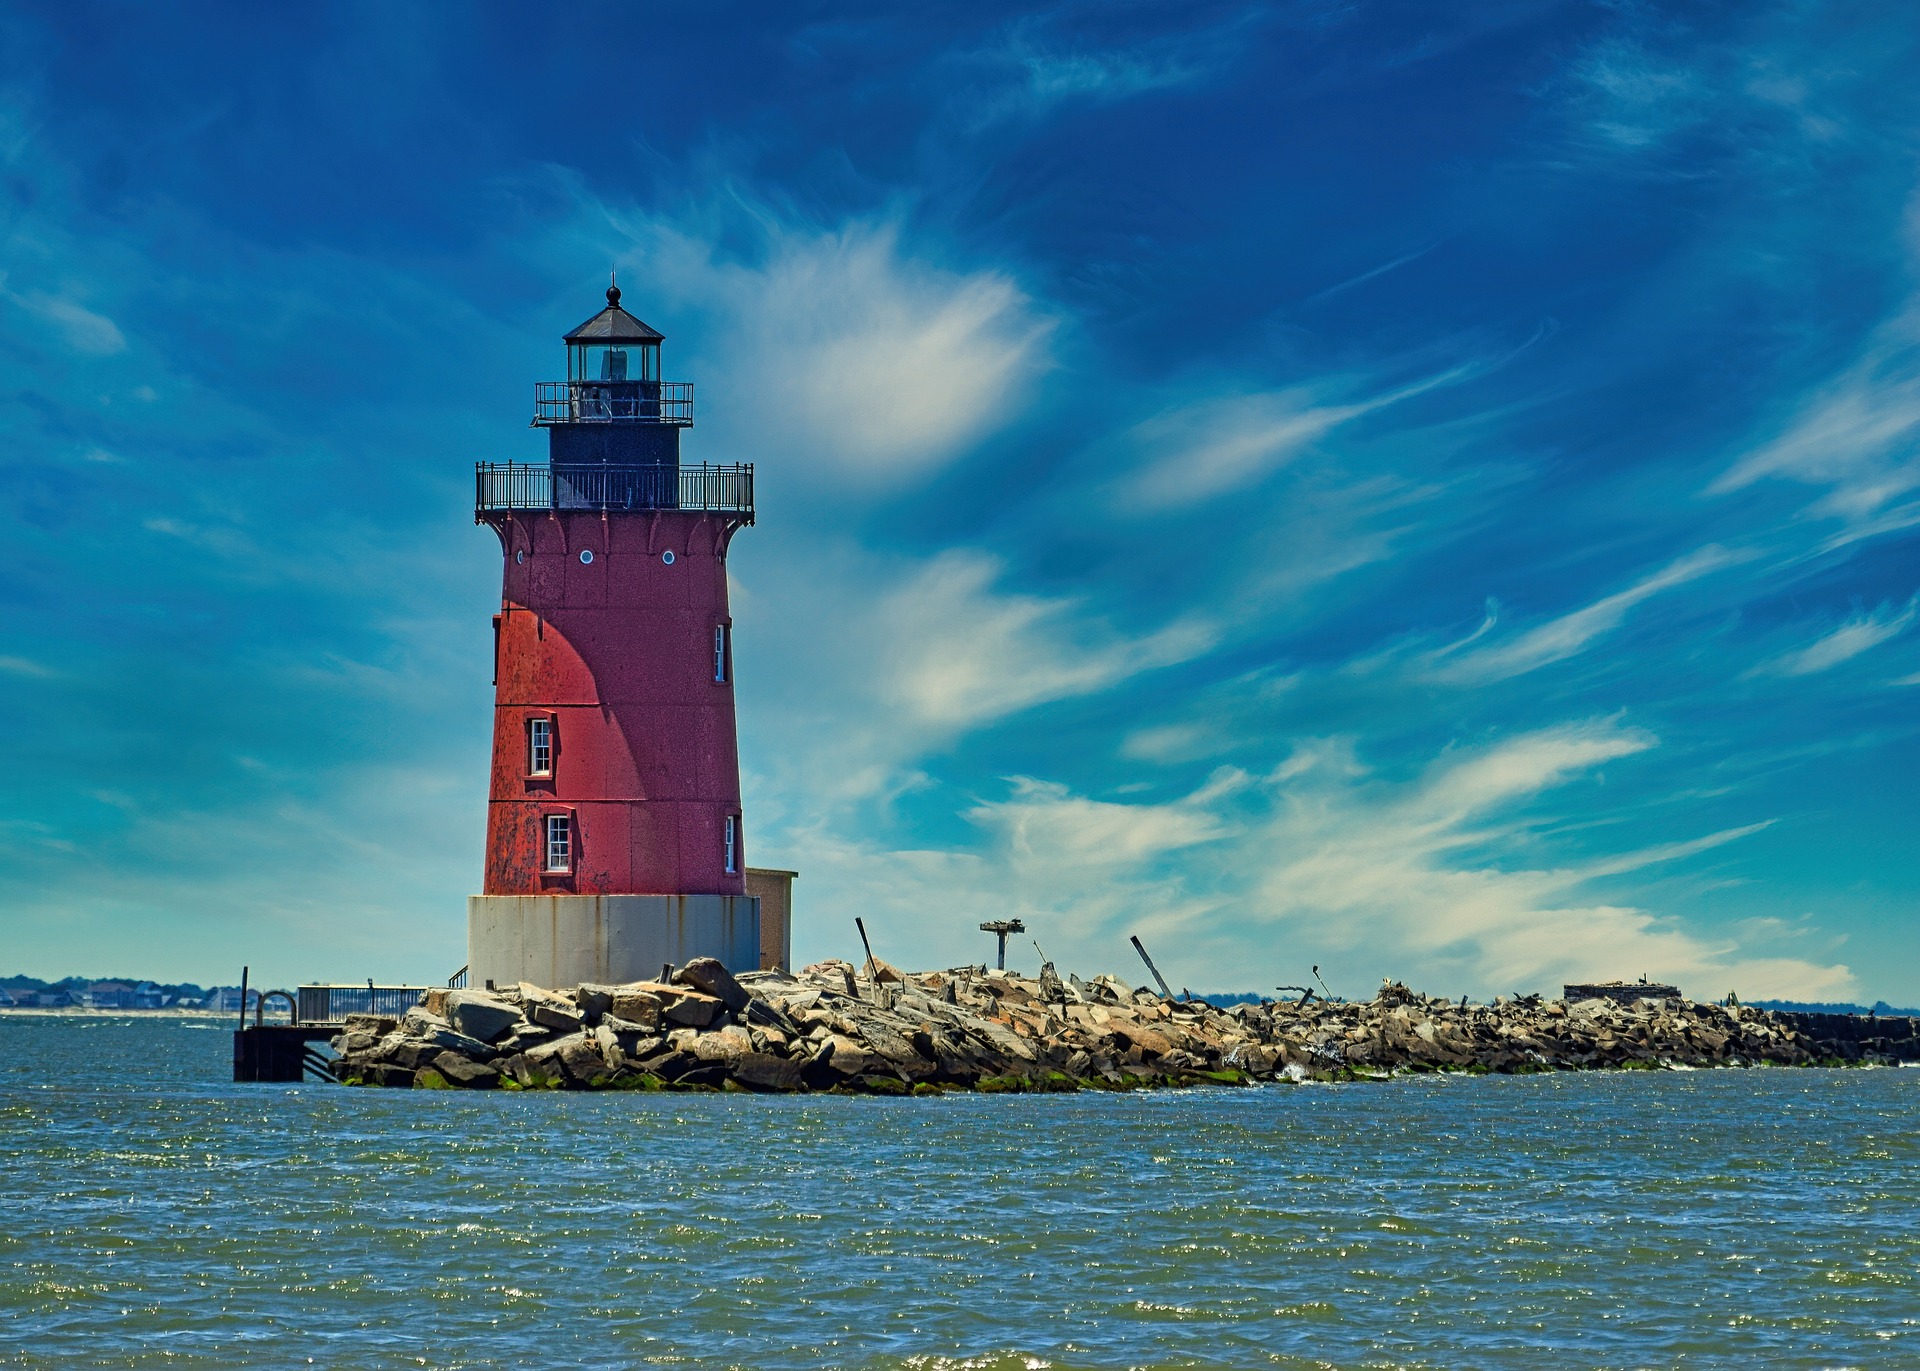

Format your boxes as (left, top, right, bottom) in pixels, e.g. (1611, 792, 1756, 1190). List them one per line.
(326, 958, 1897, 1092)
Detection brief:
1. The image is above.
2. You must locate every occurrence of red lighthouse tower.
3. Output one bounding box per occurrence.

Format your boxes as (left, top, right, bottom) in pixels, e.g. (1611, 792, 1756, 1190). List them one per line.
(467, 282, 760, 986)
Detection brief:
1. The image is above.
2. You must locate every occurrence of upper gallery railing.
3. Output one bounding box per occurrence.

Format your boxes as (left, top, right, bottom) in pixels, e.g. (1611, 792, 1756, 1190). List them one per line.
(532, 380, 694, 426)
(475, 462, 754, 520)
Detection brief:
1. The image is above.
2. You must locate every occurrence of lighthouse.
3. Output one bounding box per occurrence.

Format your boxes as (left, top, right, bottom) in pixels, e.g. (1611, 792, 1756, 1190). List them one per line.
(467, 282, 764, 987)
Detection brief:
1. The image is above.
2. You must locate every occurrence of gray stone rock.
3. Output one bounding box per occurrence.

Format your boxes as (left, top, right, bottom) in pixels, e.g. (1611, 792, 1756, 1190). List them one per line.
(691, 1025, 754, 1066)
(530, 1002, 585, 1034)
(444, 990, 524, 1044)
(742, 997, 801, 1036)
(401, 1006, 451, 1037)
(347, 1061, 415, 1088)
(557, 1033, 610, 1084)
(674, 957, 751, 1012)
(609, 990, 663, 1029)
(433, 1051, 500, 1087)
(730, 1053, 804, 1092)
(663, 992, 724, 1028)
(822, 1033, 874, 1076)
(495, 1024, 553, 1054)
(574, 984, 616, 1021)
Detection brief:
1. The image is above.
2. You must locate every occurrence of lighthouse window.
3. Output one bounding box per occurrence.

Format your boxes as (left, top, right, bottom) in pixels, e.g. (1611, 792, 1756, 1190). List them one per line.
(723, 815, 738, 874)
(544, 815, 572, 873)
(713, 624, 729, 683)
(528, 718, 553, 777)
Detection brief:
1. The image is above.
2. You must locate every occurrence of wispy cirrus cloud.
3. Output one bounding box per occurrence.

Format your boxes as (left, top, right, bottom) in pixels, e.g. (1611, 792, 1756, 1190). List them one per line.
(1749, 595, 1919, 677)
(877, 550, 1215, 730)
(1714, 304, 1920, 543)
(762, 719, 1848, 1001)
(1426, 546, 1744, 684)
(1117, 364, 1471, 510)
(955, 9, 1258, 127)
(2, 286, 127, 354)
(1243, 721, 1848, 1000)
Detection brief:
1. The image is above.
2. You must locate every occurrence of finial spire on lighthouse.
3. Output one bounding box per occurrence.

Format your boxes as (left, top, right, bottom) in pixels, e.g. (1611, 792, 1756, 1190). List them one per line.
(608, 267, 620, 308)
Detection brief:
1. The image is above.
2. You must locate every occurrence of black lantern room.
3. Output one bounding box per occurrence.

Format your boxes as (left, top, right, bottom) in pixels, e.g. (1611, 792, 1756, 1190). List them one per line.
(534, 279, 693, 467)
(565, 283, 663, 385)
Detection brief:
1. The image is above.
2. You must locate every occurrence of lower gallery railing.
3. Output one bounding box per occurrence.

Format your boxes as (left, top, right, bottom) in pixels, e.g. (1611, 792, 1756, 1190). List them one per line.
(475, 462, 753, 519)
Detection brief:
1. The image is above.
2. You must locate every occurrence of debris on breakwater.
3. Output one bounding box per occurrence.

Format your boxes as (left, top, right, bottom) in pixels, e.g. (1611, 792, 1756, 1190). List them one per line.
(324, 959, 1912, 1093)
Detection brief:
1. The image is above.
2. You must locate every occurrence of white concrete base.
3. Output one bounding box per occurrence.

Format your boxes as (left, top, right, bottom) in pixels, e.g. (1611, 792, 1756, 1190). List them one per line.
(467, 894, 761, 989)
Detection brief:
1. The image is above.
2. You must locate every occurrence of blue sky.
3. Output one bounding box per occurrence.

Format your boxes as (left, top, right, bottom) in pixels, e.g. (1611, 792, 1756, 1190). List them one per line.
(3, 1, 1918, 1001)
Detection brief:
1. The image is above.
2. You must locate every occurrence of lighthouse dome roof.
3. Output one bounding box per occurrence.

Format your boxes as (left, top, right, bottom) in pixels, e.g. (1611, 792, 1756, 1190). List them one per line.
(563, 282, 664, 344)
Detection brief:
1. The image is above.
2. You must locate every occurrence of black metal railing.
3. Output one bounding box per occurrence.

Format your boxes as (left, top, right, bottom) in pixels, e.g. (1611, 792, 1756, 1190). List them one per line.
(296, 985, 430, 1025)
(476, 462, 753, 520)
(533, 380, 694, 426)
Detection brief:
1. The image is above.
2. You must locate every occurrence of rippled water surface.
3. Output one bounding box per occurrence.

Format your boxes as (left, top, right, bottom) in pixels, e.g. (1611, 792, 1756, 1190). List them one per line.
(3, 1016, 1917, 1369)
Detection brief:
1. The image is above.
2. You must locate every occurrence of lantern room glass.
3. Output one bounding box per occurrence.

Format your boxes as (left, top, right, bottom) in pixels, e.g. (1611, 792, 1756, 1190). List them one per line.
(570, 343, 659, 384)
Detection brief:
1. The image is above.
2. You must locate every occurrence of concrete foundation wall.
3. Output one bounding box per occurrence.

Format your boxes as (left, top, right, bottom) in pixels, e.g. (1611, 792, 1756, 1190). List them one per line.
(468, 893, 759, 988)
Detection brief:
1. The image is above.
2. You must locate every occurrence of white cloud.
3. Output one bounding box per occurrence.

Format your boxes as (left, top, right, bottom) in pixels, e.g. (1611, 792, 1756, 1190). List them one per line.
(1427, 546, 1743, 683)
(736, 541, 1220, 833)
(1119, 366, 1467, 510)
(8, 288, 127, 354)
(1750, 595, 1918, 677)
(959, 15, 1249, 127)
(777, 717, 1852, 1002)
(876, 550, 1215, 730)
(1714, 304, 1920, 539)
(1244, 721, 1851, 1000)
(967, 774, 1238, 871)
(0, 655, 58, 679)
(1567, 41, 1706, 151)
(625, 218, 1054, 485)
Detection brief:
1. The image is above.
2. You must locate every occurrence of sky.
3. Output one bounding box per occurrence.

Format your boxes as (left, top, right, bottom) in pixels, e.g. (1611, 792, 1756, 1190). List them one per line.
(2, 1, 1918, 1002)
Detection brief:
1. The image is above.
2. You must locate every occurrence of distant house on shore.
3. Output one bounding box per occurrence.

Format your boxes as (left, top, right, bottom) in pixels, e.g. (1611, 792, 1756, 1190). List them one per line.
(82, 981, 169, 1010)
(8, 988, 77, 1007)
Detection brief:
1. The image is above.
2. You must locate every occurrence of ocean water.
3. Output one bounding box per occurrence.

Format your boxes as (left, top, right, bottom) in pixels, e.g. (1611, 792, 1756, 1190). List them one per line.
(1, 1016, 1916, 1370)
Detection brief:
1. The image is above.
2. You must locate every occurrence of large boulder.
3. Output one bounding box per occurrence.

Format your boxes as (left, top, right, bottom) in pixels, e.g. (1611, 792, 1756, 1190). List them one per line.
(574, 984, 618, 1020)
(821, 1033, 875, 1076)
(730, 1053, 804, 1092)
(691, 1025, 755, 1067)
(609, 988, 665, 1029)
(663, 992, 725, 1028)
(432, 1051, 500, 1088)
(444, 990, 524, 1044)
(518, 983, 586, 1034)
(674, 958, 751, 1012)
(557, 1034, 611, 1085)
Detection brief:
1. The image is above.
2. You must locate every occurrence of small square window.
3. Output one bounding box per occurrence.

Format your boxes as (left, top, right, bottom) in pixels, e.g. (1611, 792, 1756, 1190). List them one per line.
(723, 814, 738, 874)
(544, 814, 571, 873)
(528, 717, 553, 777)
